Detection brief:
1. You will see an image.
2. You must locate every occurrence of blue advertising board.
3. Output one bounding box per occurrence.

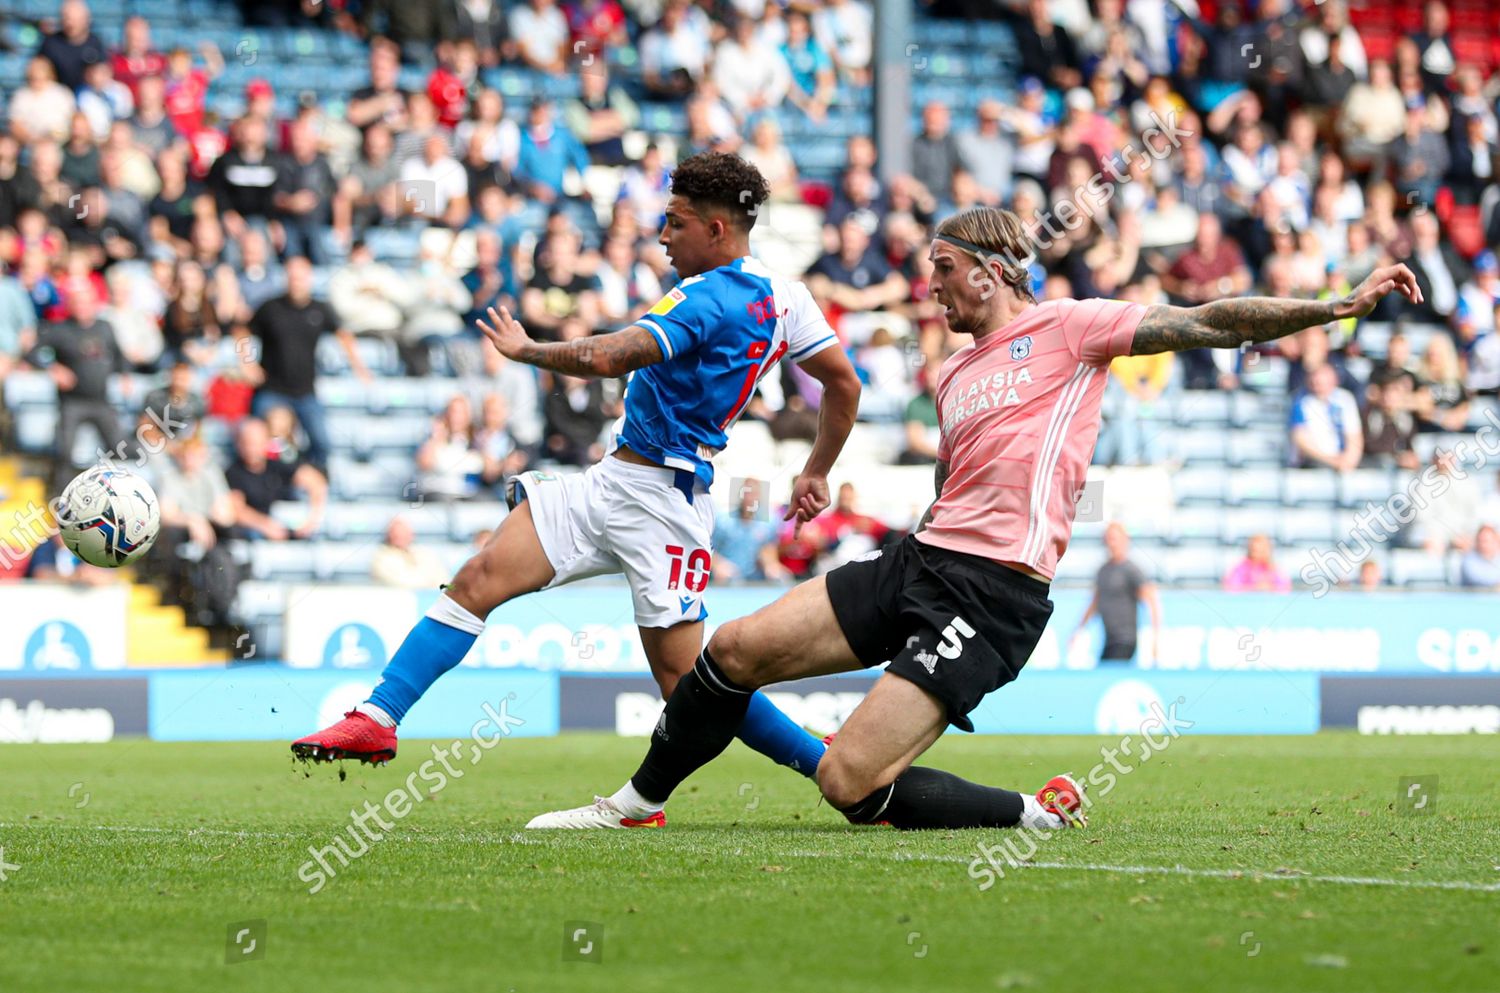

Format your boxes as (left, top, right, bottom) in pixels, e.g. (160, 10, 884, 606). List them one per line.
(148, 669, 558, 741)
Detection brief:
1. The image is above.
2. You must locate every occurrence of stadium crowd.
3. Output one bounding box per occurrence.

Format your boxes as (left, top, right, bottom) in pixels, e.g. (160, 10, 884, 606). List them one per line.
(5, 0, 1500, 623)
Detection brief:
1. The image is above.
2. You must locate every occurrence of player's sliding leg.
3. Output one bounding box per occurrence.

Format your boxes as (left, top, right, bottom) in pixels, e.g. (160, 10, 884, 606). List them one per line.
(818, 672, 1082, 830)
(528, 577, 862, 827)
(638, 622, 827, 780)
(291, 502, 556, 763)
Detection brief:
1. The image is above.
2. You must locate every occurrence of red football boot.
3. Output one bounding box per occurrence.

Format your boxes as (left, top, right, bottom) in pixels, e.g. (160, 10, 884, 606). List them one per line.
(291, 711, 397, 764)
(1036, 773, 1087, 827)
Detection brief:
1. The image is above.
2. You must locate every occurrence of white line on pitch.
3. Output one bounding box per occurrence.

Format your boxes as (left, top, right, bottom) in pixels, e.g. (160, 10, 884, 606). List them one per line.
(784, 851, 1500, 893)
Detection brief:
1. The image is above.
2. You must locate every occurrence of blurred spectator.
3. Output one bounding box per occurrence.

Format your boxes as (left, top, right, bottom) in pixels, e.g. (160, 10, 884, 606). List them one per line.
(1095, 350, 1172, 466)
(156, 436, 239, 624)
(334, 122, 400, 241)
(811, 483, 889, 573)
(1459, 524, 1500, 590)
(563, 67, 638, 167)
(328, 239, 417, 369)
(515, 98, 589, 204)
(619, 142, 672, 230)
(111, 16, 166, 96)
(372, 516, 451, 588)
(1387, 98, 1448, 210)
(463, 228, 515, 329)
(361, 0, 448, 57)
(1290, 362, 1364, 471)
(713, 479, 788, 583)
(1415, 334, 1470, 432)
(346, 42, 408, 132)
(162, 260, 220, 364)
(226, 417, 327, 540)
(457, 90, 521, 177)
(0, 260, 36, 378)
(781, 9, 835, 121)
(483, 345, 544, 451)
(26, 285, 127, 492)
(26, 532, 117, 585)
(1223, 533, 1292, 592)
(1339, 61, 1405, 167)
(1361, 374, 1420, 470)
(1071, 522, 1161, 663)
(128, 74, 174, 158)
(40, 0, 108, 91)
(274, 122, 336, 264)
(9, 57, 76, 144)
(1409, 449, 1481, 554)
(543, 370, 609, 465)
(714, 15, 791, 118)
(742, 119, 799, 202)
(418, 395, 485, 500)
(566, 0, 629, 60)
(805, 217, 910, 327)
(208, 115, 277, 243)
(1403, 210, 1466, 323)
(141, 360, 206, 439)
(403, 244, 473, 375)
(1012, 0, 1081, 92)
(1162, 214, 1250, 388)
(236, 229, 285, 313)
(510, 0, 571, 74)
(161, 43, 222, 138)
(640, 0, 710, 100)
(1412, 0, 1455, 93)
(813, 0, 872, 84)
(399, 133, 470, 227)
(956, 100, 1013, 205)
(912, 102, 961, 204)
(899, 375, 940, 464)
(1448, 113, 1497, 207)
(264, 405, 303, 466)
(597, 233, 661, 323)
(248, 256, 367, 472)
(523, 232, 601, 338)
(475, 391, 529, 487)
(77, 59, 133, 142)
(1356, 557, 1384, 590)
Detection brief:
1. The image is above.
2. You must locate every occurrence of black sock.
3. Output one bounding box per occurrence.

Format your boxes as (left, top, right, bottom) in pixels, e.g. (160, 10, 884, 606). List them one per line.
(629, 647, 753, 804)
(838, 767, 1023, 830)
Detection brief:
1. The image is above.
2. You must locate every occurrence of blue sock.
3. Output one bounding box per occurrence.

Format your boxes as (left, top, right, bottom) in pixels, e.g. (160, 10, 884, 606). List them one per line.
(736, 691, 826, 777)
(367, 616, 478, 724)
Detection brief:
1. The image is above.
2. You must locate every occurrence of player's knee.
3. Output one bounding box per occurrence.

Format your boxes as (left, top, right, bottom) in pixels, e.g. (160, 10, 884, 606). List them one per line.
(816, 747, 878, 811)
(706, 619, 767, 688)
(445, 551, 496, 614)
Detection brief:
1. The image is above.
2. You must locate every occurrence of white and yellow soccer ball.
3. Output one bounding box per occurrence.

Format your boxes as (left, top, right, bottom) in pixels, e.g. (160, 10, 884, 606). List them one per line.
(56, 466, 161, 568)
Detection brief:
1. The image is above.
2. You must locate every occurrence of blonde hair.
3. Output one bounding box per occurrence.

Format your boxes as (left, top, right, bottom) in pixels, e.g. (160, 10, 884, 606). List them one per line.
(934, 207, 1036, 302)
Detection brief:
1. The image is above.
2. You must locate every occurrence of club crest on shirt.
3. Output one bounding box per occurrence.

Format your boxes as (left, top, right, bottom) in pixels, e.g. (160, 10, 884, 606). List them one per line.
(1010, 335, 1033, 361)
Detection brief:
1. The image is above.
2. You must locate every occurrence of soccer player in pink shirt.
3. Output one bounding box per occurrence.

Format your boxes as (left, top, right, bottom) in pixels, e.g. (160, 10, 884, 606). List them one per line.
(528, 205, 1423, 832)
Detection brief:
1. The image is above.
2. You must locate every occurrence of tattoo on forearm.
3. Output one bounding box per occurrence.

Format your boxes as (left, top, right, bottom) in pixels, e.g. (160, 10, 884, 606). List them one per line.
(1131, 298, 1339, 355)
(515, 328, 661, 377)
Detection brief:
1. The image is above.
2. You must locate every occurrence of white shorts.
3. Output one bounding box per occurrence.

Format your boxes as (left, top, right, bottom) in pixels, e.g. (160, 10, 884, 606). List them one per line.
(512, 456, 716, 628)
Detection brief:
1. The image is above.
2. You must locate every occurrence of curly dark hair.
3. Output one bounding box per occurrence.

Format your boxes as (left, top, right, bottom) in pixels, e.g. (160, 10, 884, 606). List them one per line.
(668, 151, 769, 232)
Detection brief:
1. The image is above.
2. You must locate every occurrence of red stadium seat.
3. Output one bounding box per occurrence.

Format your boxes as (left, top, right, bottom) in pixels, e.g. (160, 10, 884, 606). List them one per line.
(1447, 205, 1487, 259)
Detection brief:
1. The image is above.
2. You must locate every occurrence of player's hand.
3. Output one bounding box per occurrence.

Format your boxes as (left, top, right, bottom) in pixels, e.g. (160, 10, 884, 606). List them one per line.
(475, 306, 533, 361)
(1334, 263, 1422, 319)
(784, 473, 830, 538)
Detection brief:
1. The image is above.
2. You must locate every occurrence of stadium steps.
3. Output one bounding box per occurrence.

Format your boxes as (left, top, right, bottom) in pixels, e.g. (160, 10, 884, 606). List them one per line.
(127, 583, 229, 667)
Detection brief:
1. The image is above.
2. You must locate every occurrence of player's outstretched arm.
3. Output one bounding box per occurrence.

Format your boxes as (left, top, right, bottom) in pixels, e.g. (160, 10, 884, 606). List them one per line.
(784, 344, 862, 534)
(476, 306, 664, 377)
(1129, 263, 1423, 356)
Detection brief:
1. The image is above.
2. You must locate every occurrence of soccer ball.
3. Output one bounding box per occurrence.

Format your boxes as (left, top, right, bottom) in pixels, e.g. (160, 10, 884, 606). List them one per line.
(56, 466, 160, 568)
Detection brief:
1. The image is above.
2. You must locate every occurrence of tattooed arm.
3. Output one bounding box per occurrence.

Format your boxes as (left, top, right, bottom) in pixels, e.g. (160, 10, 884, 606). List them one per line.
(1130, 263, 1424, 355)
(916, 459, 949, 533)
(476, 306, 663, 377)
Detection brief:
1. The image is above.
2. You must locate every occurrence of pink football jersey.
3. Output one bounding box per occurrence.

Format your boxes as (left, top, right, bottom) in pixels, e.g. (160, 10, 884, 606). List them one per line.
(914, 298, 1146, 578)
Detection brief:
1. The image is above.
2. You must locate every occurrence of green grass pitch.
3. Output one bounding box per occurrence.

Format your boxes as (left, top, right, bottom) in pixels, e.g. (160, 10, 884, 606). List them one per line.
(1, 732, 1495, 992)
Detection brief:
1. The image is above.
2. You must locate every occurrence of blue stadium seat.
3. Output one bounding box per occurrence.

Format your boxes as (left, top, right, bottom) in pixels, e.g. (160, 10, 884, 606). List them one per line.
(1228, 431, 1284, 467)
(1163, 546, 1226, 585)
(1170, 505, 1223, 545)
(1389, 548, 1454, 588)
(1282, 468, 1339, 506)
(1223, 507, 1274, 543)
(1176, 390, 1232, 426)
(449, 502, 508, 542)
(1338, 467, 1395, 508)
(1226, 467, 1282, 505)
(1176, 429, 1228, 463)
(316, 541, 380, 582)
(1276, 507, 1342, 545)
(246, 541, 318, 582)
(1172, 467, 1224, 505)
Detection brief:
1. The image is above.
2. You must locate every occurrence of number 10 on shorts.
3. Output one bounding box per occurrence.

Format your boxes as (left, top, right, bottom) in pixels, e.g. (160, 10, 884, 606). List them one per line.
(666, 545, 710, 592)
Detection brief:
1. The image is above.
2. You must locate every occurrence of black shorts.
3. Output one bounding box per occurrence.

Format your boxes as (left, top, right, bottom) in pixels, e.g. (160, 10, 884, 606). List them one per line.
(824, 534, 1054, 732)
